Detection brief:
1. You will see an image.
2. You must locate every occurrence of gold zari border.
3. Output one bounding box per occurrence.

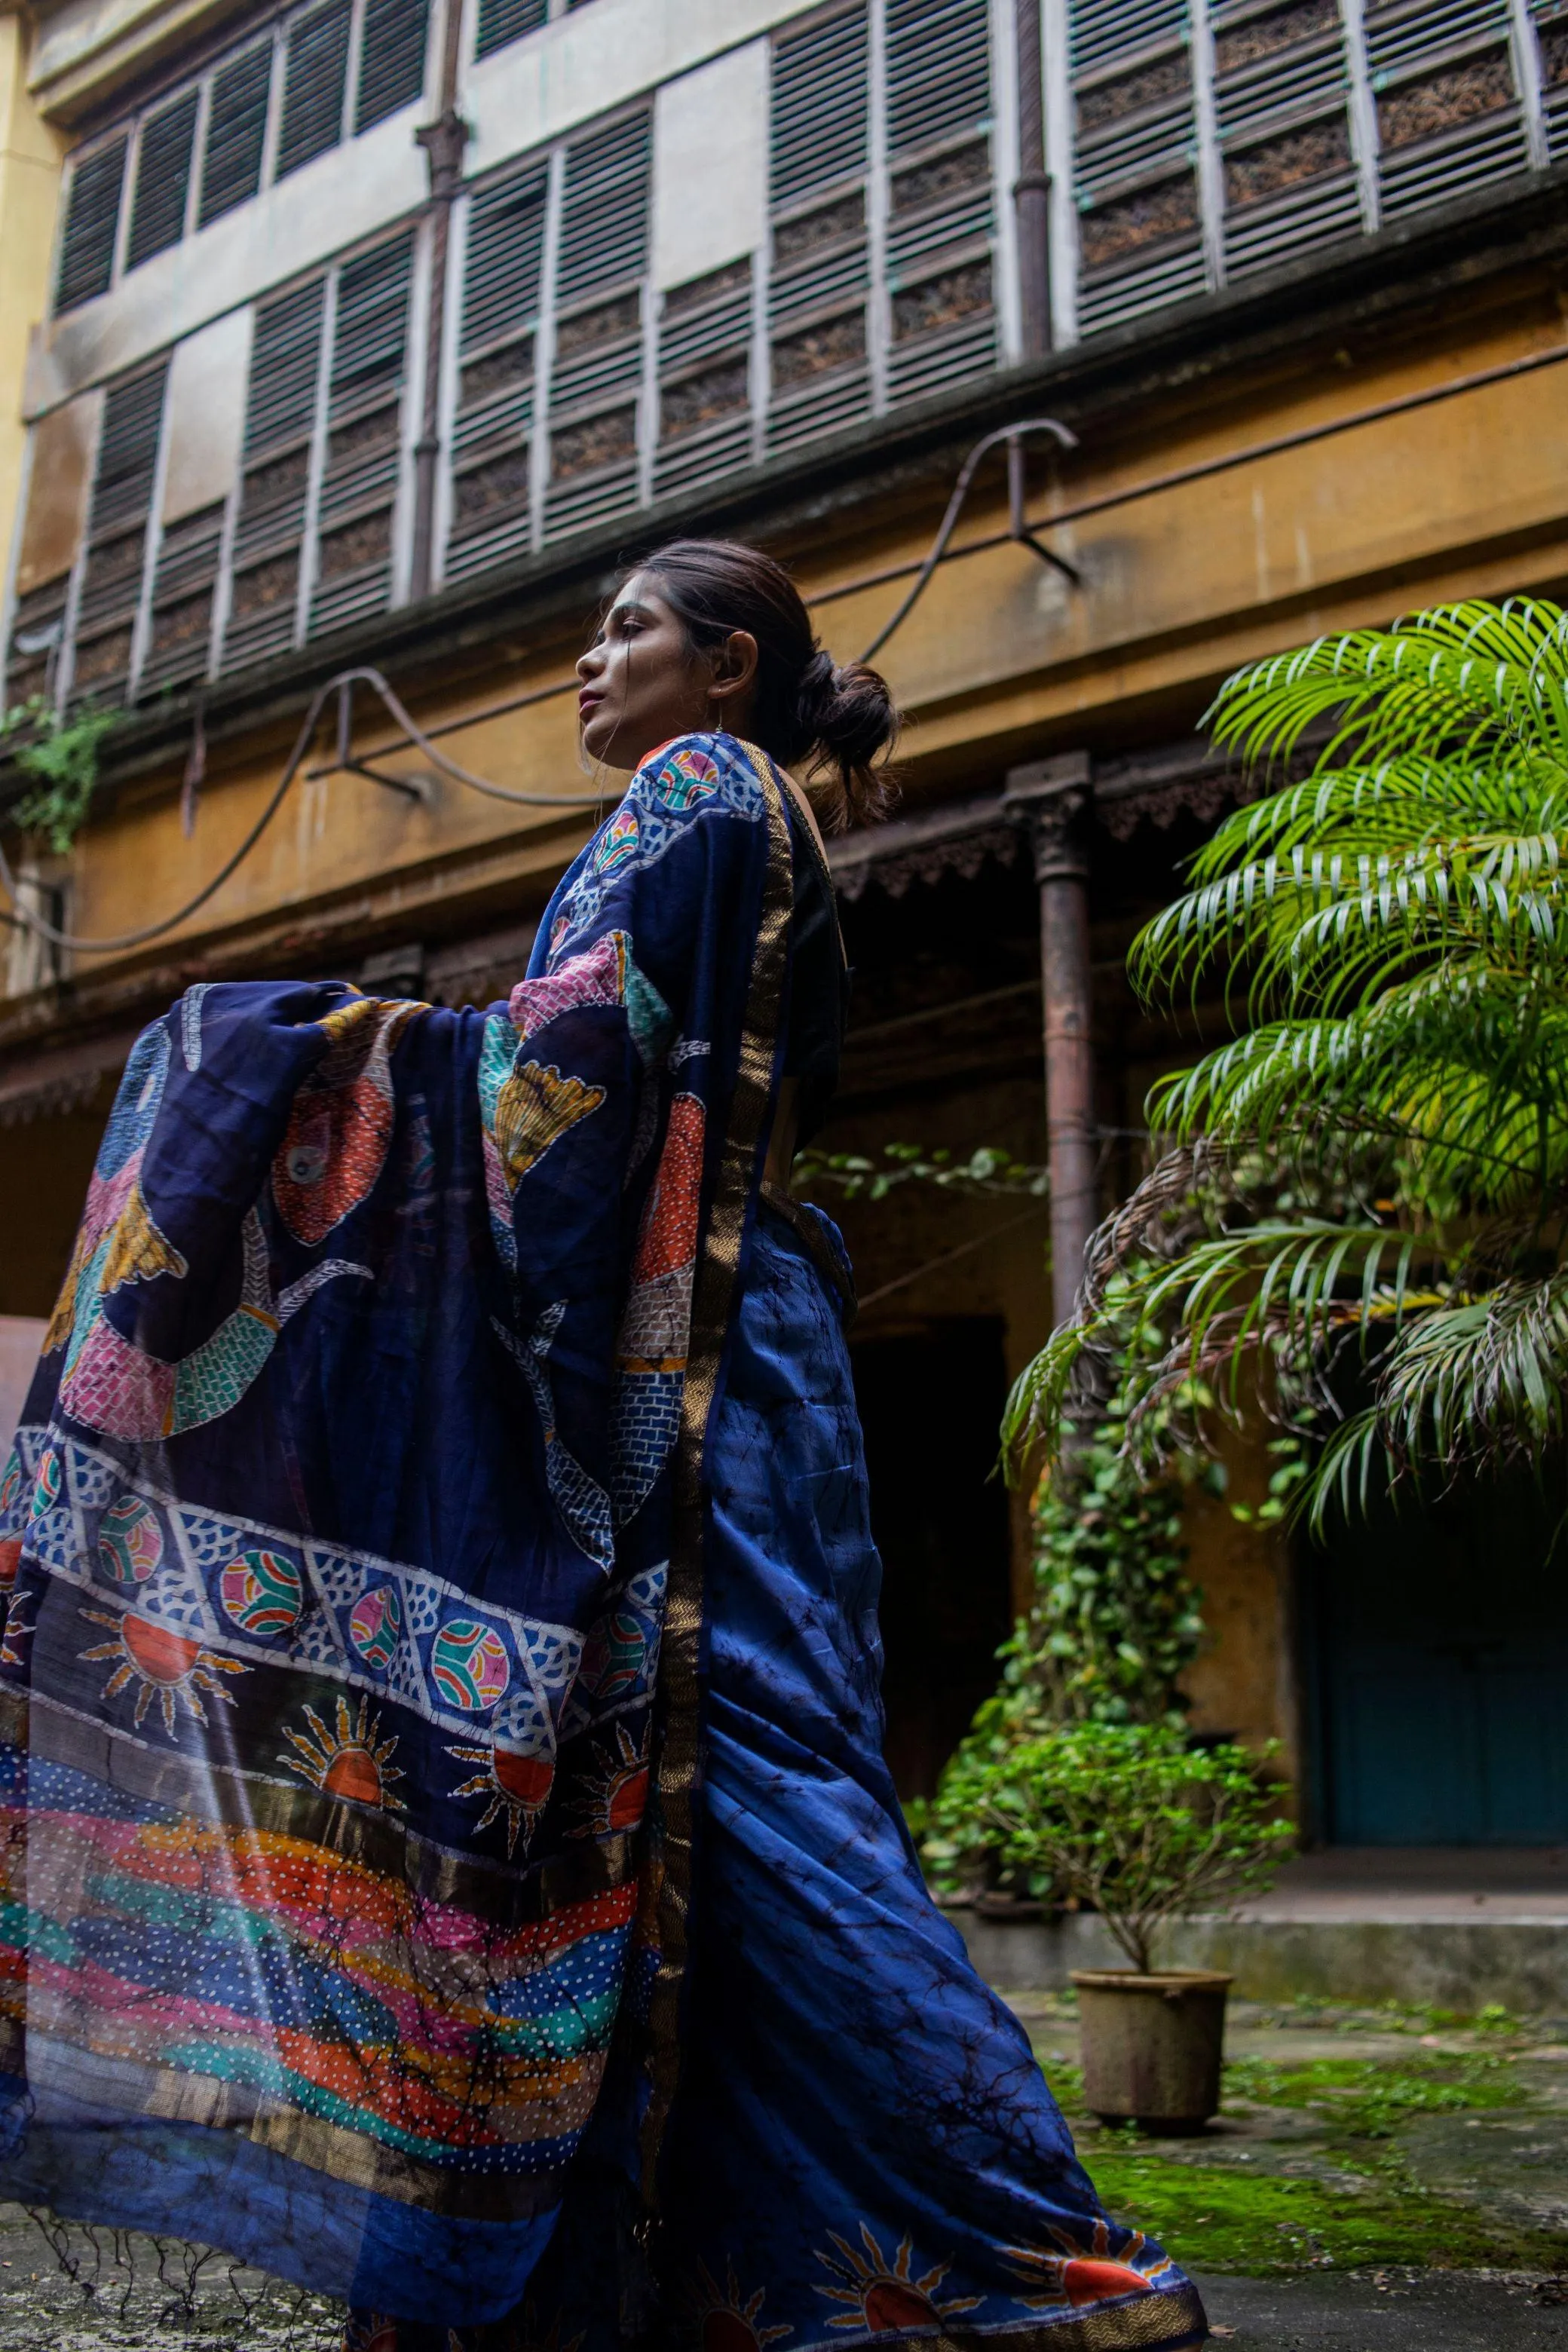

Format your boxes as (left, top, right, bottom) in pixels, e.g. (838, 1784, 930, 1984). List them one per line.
(639, 744, 792, 2200)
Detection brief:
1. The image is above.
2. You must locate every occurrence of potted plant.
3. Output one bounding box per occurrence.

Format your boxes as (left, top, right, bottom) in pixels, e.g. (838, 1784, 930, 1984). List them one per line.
(976, 1720, 1294, 2130)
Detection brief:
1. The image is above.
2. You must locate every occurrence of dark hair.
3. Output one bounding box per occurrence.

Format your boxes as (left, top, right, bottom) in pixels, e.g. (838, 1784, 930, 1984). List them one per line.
(629, 537, 900, 831)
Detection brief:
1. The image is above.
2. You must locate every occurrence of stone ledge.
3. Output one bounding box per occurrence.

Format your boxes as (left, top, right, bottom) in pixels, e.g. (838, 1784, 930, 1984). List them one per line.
(957, 1910, 1568, 2017)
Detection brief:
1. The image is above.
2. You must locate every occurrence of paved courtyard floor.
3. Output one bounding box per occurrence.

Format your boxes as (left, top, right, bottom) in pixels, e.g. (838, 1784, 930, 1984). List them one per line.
(0, 1998, 1562, 2346)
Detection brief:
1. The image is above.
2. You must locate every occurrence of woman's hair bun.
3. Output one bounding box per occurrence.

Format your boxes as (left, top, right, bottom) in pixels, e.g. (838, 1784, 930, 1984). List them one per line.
(794, 656, 900, 830)
(631, 537, 900, 832)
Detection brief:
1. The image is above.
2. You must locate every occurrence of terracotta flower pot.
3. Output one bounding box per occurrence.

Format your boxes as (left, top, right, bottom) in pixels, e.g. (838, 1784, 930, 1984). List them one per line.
(1070, 1968, 1233, 2133)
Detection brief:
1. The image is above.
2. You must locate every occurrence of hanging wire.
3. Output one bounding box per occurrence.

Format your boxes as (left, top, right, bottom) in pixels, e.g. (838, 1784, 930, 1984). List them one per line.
(855, 417, 1079, 662)
(0, 666, 602, 957)
(0, 417, 1081, 958)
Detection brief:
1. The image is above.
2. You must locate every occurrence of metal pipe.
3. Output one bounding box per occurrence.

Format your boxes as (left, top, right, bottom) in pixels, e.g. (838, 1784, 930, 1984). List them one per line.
(1040, 853, 1096, 1331)
(317, 335, 1568, 766)
(1013, 0, 1051, 357)
(810, 338, 1568, 612)
(408, 0, 470, 603)
(1004, 757, 1095, 1329)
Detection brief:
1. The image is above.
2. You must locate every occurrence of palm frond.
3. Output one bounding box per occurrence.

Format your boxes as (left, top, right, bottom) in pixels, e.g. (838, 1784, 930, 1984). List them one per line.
(1010, 599, 1568, 1514)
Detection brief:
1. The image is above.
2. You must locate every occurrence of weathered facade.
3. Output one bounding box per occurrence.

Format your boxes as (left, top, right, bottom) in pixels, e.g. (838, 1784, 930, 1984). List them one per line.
(2, 0, 1567, 1836)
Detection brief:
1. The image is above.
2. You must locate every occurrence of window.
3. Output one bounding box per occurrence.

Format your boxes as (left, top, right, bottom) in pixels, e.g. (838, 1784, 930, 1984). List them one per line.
(313, 234, 415, 634)
(228, 279, 326, 671)
(126, 92, 200, 270)
(446, 162, 547, 582)
(275, 0, 354, 180)
(1368, 0, 1527, 219)
(356, 0, 432, 131)
(767, 0, 998, 449)
(654, 259, 755, 504)
(1214, 0, 1358, 280)
(767, 5, 872, 455)
(55, 137, 127, 313)
(546, 112, 651, 540)
(53, 0, 430, 314)
(475, 0, 547, 62)
(69, 365, 167, 703)
(1054, 0, 1545, 338)
(199, 43, 273, 227)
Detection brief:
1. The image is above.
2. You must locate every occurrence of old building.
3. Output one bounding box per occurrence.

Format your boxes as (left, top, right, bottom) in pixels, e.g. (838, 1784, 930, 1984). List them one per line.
(2, 0, 1566, 1841)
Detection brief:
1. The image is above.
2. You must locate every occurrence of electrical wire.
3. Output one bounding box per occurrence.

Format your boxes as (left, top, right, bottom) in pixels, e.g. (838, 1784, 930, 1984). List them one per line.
(0, 665, 603, 957)
(0, 418, 1080, 958)
(855, 417, 1078, 662)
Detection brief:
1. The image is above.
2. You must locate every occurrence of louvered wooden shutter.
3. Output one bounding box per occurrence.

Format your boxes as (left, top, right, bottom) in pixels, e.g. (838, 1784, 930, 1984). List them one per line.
(226, 280, 326, 669)
(1068, 0, 1205, 335)
(547, 113, 650, 541)
(884, 0, 996, 406)
(276, 0, 352, 180)
(768, 5, 870, 456)
(1367, 0, 1526, 220)
(474, 0, 546, 61)
(654, 259, 755, 501)
(446, 163, 547, 582)
(56, 137, 128, 313)
(313, 233, 413, 635)
(5, 579, 70, 708)
(772, 4, 868, 204)
(1536, 0, 1568, 161)
(555, 113, 650, 305)
(356, 0, 430, 131)
(126, 90, 200, 270)
(72, 363, 167, 702)
(1213, 0, 1358, 278)
(142, 502, 225, 695)
(199, 41, 274, 227)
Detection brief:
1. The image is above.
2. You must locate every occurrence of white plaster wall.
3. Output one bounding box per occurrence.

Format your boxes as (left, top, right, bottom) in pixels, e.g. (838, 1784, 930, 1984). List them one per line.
(29, 0, 822, 417)
(464, 0, 803, 180)
(26, 103, 427, 417)
(651, 41, 767, 292)
(161, 303, 251, 520)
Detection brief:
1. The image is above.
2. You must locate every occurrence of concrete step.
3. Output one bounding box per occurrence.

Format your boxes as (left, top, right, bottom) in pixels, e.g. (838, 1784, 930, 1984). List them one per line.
(955, 1909, 1568, 2014)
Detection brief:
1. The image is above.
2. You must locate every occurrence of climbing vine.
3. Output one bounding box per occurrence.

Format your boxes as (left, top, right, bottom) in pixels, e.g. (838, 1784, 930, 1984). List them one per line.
(2, 697, 118, 855)
(916, 1312, 1216, 1894)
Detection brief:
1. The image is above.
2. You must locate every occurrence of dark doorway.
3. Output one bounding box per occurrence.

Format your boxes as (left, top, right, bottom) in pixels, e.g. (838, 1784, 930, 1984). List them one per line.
(851, 1318, 1014, 1799)
(1312, 1468, 1568, 1843)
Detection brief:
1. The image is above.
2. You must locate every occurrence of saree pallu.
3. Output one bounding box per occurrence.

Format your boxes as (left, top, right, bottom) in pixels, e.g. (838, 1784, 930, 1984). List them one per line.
(360, 1203, 1206, 2352)
(0, 728, 1205, 2350)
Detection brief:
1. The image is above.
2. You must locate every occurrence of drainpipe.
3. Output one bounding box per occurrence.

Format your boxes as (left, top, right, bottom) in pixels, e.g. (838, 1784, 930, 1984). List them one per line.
(1013, 0, 1052, 358)
(409, 0, 470, 604)
(1005, 755, 1095, 1329)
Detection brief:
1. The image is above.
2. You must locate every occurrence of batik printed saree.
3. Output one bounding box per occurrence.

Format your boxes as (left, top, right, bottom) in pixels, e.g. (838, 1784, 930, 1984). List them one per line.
(0, 731, 1206, 2350)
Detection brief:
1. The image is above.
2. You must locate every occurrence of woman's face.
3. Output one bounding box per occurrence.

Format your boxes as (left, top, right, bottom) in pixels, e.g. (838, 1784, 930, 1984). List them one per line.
(576, 573, 757, 772)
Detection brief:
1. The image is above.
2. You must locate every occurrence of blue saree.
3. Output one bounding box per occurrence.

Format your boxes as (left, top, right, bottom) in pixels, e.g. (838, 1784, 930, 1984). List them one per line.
(0, 732, 1205, 2351)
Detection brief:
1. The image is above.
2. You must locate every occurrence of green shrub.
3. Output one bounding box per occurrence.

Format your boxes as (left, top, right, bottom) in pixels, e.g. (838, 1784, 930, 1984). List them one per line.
(964, 1720, 1294, 1972)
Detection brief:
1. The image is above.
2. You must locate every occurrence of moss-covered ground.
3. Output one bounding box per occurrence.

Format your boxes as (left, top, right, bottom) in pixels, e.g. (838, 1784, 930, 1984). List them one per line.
(1009, 1993, 1568, 2278)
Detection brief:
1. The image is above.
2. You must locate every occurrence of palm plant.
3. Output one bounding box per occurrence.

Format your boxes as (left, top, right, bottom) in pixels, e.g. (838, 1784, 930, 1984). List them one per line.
(1005, 598, 1568, 1527)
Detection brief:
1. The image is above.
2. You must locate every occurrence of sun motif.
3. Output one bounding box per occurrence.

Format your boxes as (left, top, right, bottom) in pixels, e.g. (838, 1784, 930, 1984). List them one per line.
(684, 2259, 792, 2352)
(566, 1721, 650, 1839)
(80, 1607, 247, 1734)
(815, 2226, 982, 2334)
(449, 1738, 555, 1856)
(1004, 2222, 1174, 2311)
(281, 1695, 406, 1811)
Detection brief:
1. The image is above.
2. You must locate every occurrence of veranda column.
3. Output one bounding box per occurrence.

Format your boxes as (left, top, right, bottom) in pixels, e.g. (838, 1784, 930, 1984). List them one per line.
(1005, 755, 1095, 1330)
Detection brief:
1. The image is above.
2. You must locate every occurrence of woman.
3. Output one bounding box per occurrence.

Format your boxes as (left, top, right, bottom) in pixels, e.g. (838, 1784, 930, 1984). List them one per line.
(0, 541, 1205, 2352)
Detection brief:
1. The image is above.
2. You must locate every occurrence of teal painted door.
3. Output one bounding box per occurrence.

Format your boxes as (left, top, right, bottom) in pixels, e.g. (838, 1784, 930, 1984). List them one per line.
(1315, 1473, 1568, 1844)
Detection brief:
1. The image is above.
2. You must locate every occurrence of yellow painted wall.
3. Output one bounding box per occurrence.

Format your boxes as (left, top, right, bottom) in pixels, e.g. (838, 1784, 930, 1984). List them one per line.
(0, 17, 62, 593)
(29, 279, 1568, 998)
